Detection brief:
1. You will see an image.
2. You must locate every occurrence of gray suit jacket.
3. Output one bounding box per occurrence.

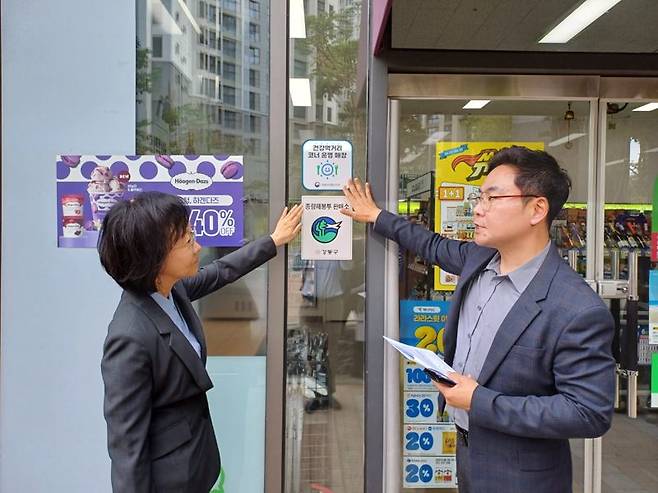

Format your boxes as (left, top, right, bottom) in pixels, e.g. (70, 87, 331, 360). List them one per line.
(375, 211, 615, 493)
(101, 236, 277, 493)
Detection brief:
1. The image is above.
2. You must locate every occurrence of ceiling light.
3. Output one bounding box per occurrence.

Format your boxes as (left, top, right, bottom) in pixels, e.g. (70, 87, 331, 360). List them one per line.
(289, 78, 312, 107)
(463, 100, 490, 110)
(632, 102, 658, 112)
(289, 0, 306, 38)
(539, 0, 622, 44)
(548, 133, 587, 147)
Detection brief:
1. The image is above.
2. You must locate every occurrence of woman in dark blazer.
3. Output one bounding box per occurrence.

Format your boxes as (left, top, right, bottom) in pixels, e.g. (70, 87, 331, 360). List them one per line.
(99, 191, 302, 492)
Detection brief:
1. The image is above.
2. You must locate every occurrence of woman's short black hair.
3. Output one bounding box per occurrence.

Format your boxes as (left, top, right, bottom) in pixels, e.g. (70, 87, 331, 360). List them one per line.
(488, 146, 572, 226)
(98, 191, 190, 293)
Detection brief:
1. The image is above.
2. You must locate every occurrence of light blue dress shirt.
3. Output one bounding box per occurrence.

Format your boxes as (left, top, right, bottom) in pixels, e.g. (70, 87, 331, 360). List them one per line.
(448, 241, 551, 430)
(150, 292, 201, 358)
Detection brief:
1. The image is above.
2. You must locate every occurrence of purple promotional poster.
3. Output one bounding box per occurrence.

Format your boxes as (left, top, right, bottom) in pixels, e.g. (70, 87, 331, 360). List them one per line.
(56, 155, 244, 248)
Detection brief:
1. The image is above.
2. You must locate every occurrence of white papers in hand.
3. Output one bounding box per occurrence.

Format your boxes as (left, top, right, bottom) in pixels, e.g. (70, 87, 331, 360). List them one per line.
(383, 336, 456, 380)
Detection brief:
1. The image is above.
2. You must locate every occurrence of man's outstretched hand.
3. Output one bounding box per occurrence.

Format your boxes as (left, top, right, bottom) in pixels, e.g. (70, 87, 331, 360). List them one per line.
(341, 178, 382, 224)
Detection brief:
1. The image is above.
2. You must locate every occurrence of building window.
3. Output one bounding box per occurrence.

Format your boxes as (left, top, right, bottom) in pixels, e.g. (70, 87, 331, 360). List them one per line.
(223, 14, 237, 34)
(293, 59, 307, 77)
(327, 106, 333, 122)
(152, 36, 163, 58)
(224, 86, 237, 106)
(209, 55, 217, 74)
(318, 0, 325, 13)
(249, 69, 260, 88)
(208, 4, 217, 23)
(209, 30, 217, 50)
(249, 115, 260, 133)
(249, 0, 260, 18)
(224, 39, 237, 58)
(223, 0, 237, 11)
(223, 62, 236, 81)
(316, 104, 323, 121)
(249, 92, 260, 111)
(249, 47, 260, 65)
(249, 23, 260, 43)
(201, 78, 216, 99)
(198, 1, 206, 18)
(224, 110, 239, 129)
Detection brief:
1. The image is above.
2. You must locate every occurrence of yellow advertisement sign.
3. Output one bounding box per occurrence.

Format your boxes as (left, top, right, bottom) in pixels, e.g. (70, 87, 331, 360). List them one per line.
(434, 142, 544, 290)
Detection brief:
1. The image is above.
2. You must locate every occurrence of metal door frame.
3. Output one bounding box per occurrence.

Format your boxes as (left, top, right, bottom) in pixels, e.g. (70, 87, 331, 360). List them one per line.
(383, 74, 658, 493)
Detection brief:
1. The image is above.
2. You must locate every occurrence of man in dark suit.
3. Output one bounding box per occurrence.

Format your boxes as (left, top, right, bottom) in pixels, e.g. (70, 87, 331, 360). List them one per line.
(99, 192, 302, 492)
(342, 147, 615, 493)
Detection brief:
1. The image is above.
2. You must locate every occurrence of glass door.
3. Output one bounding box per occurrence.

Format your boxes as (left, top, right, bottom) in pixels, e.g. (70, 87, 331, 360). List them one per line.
(389, 96, 597, 492)
(383, 75, 658, 493)
(597, 99, 658, 493)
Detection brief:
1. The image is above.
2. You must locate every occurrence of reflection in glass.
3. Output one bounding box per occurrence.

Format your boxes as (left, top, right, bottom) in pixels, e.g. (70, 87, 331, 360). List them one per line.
(136, 1, 272, 357)
(285, 2, 367, 492)
(397, 100, 592, 492)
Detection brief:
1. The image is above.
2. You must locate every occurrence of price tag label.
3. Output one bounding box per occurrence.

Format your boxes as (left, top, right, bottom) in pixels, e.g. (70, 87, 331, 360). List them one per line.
(403, 392, 441, 424)
(403, 424, 456, 456)
(403, 361, 434, 391)
(402, 456, 457, 488)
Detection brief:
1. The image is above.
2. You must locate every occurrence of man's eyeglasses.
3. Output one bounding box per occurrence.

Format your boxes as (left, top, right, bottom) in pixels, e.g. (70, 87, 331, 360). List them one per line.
(467, 192, 540, 211)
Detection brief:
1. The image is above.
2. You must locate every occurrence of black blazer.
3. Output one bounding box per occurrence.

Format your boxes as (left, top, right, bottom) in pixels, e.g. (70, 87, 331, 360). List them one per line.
(101, 236, 277, 493)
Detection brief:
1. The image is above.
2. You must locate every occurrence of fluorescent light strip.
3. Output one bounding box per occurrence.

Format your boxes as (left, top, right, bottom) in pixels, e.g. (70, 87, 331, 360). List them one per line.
(539, 0, 622, 44)
(632, 102, 658, 112)
(289, 78, 312, 107)
(463, 100, 490, 109)
(289, 0, 307, 38)
(548, 133, 587, 147)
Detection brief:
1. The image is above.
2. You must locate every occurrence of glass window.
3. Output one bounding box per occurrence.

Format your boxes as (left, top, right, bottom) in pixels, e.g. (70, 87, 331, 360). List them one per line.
(223, 61, 236, 81)
(293, 59, 307, 77)
(249, 69, 260, 88)
(249, 23, 260, 43)
(209, 30, 217, 50)
(249, 115, 260, 133)
(249, 0, 260, 18)
(285, 2, 367, 492)
(224, 85, 237, 106)
(223, 0, 237, 11)
(249, 91, 259, 111)
(223, 38, 237, 58)
(601, 101, 657, 491)
(152, 36, 163, 58)
(223, 14, 237, 34)
(137, 1, 271, 490)
(224, 110, 240, 129)
(249, 47, 260, 65)
(393, 99, 592, 492)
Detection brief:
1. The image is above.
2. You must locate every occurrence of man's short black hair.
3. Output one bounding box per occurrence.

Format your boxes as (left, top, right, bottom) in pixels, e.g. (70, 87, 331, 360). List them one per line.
(98, 191, 190, 293)
(487, 146, 572, 225)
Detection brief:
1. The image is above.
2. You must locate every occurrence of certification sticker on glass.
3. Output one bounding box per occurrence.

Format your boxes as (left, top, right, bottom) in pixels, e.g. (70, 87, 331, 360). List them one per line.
(301, 196, 352, 260)
(302, 140, 353, 191)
